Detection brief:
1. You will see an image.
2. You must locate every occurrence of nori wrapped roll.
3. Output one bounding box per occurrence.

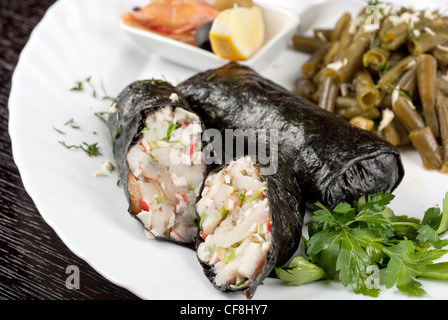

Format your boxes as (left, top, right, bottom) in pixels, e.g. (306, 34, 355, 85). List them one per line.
(109, 80, 205, 245)
(195, 154, 304, 299)
(178, 62, 405, 209)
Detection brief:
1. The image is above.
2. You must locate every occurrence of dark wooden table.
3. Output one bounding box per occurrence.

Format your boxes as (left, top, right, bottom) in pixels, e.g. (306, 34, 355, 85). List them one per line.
(0, 0, 140, 300)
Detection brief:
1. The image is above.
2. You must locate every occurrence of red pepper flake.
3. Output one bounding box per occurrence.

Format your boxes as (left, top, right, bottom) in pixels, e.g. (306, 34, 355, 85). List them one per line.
(183, 121, 189, 127)
(140, 199, 149, 212)
(266, 222, 272, 232)
(199, 231, 208, 240)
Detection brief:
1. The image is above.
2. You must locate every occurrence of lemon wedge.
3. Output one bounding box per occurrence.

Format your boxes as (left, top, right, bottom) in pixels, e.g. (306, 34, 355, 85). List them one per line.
(209, 6, 265, 60)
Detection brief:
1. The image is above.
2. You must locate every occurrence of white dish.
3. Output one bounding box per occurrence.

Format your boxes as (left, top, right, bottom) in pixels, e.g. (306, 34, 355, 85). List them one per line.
(8, 0, 448, 300)
(120, 1, 301, 71)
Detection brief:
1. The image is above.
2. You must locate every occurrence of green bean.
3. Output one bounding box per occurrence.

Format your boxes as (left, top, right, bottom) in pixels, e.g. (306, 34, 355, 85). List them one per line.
(436, 74, 448, 96)
(349, 116, 375, 131)
(408, 31, 448, 55)
(335, 96, 380, 119)
(409, 127, 443, 170)
(435, 90, 448, 173)
(433, 18, 448, 33)
(335, 96, 358, 109)
(294, 78, 316, 101)
(363, 47, 390, 68)
(313, 29, 333, 42)
(336, 21, 354, 60)
(312, 85, 322, 104)
(392, 97, 425, 132)
(375, 90, 388, 108)
(396, 65, 418, 97)
(318, 76, 339, 112)
(292, 35, 327, 54)
(327, 34, 371, 83)
(380, 23, 408, 51)
(393, 118, 411, 146)
(331, 12, 351, 42)
(353, 69, 379, 110)
(323, 41, 341, 65)
(381, 118, 402, 146)
(312, 67, 328, 85)
(432, 43, 448, 66)
(387, 51, 407, 66)
(417, 54, 439, 137)
(377, 55, 416, 92)
(301, 43, 331, 79)
(378, 16, 393, 36)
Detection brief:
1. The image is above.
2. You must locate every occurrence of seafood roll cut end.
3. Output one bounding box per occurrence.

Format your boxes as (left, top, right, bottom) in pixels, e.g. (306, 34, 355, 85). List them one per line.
(196, 156, 274, 298)
(127, 104, 205, 244)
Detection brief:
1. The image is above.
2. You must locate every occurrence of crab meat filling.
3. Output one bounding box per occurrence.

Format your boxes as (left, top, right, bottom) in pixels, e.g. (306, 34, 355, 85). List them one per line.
(196, 156, 272, 288)
(127, 105, 204, 243)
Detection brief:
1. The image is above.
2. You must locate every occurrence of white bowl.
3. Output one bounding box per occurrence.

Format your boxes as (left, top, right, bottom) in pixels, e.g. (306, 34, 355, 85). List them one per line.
(120, 2, 301, 71)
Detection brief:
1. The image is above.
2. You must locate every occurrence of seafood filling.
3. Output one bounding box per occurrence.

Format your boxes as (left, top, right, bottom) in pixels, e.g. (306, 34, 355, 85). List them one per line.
(127, 105, 204, 243)
(196, 156, 272, 289)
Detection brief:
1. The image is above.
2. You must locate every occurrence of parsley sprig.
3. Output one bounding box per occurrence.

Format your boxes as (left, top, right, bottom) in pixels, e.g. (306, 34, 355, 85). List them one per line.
(276, 192, 448, 297)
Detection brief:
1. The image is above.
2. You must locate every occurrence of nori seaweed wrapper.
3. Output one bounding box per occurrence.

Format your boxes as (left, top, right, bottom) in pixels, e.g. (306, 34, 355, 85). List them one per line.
(108, 79, 202, 246)
(197, 154, 305, 299)
(178, 62, 405, 209)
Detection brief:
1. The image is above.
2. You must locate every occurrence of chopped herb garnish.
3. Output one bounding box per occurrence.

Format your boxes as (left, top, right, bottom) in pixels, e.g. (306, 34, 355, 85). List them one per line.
(149, 153, 158, 162)
(94, 112, 108, 124)
(162, 122, 180, 141)
(70, 81, 83, 91)
(189, 185, 196, 191)
(59, 141, 101, 157)
(223, 250, 236, 264)
(206, 73, 216, 81)
(155, 196, 163, 204)
(64, 118, 80, 129)
(208, 245, 216, 258)
(376, 61, 392, 73)
(53, 127, 66, 135)
(221, 206, 229, 218)
(85, 76, 97, 98)
(257, 223, 263, 237)
(199, 212, 206, 230)
(70, 76, 117, 100)
(387, 82, 412, 101)
(100, 80, 114, 101)
(114, 125, 122, 140)
(148, 140, 158, 149)
(234, 280, 246, 287)
(246, 189, 262, 203)
(237, 192, 246, 201)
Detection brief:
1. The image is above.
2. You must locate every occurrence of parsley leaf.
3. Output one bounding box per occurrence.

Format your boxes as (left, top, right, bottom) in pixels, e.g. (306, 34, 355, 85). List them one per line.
(276, 191, 448, 297)
(384, 240, 448, 296)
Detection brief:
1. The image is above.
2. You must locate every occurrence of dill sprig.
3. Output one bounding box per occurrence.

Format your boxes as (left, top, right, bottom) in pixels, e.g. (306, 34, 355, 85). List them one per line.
(59, 141, 101, 157)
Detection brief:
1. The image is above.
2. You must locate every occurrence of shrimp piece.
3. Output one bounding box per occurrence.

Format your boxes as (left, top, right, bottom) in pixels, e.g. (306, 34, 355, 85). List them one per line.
(122, 0, 219, 45)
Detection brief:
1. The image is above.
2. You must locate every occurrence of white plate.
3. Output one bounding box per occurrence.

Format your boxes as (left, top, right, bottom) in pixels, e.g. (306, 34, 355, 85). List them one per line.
(8, 0, 448, 300)
(121, 1, 301, 71)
